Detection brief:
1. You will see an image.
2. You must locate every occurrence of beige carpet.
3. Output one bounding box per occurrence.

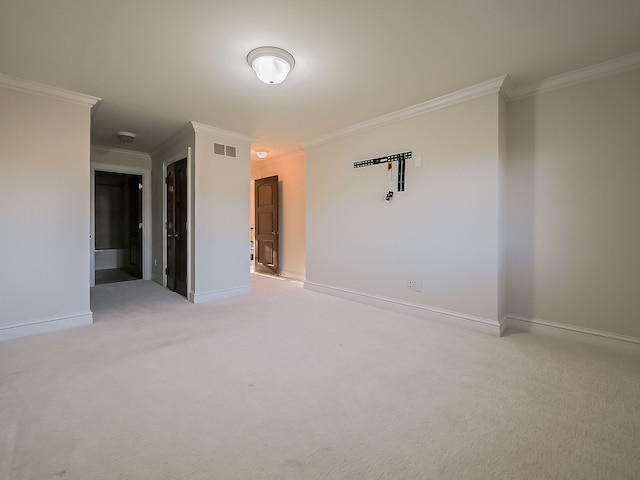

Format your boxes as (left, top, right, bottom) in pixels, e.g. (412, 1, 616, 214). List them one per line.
(1, 274, 639, 479)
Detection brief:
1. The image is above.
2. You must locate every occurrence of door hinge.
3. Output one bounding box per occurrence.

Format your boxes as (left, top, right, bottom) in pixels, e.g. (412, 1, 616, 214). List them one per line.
(139, 183, 143, 190)
(138, 222, 143, 229)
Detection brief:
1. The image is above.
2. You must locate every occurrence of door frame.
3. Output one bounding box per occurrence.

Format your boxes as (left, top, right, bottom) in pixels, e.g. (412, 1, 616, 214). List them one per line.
(162, 148, 192, 298)
(90, 162, 152, 287)
(254, 175, 280, 276)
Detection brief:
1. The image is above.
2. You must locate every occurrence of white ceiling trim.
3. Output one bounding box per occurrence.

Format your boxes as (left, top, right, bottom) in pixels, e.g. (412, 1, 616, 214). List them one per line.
(0, 72, 100, 107)
(191, 122, 255, 143)
(150, 122, 195, 159)
(302, 76, 508, 149)
(501, 50, 640, 101)
(303, 50, 640, 150)
(90, 145, 152, 160)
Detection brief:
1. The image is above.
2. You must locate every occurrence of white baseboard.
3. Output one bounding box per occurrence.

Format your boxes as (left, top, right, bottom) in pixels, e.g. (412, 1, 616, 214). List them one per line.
(304, 281, 501, 336)
(0, 311, 94, 342)
(189, 285, 253, 304)
(280, 270, 305, 282)
(505, 315, 640, 355)
(499, 318, 509, 337)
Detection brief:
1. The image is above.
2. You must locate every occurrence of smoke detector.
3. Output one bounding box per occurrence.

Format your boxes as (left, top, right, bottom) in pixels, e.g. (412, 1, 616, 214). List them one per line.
(116, 131, 137, 144)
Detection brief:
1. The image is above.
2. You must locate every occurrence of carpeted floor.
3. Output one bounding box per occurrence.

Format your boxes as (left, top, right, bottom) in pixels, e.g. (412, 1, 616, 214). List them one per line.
(94, 268, 139, 285)
(1, 274, 639, 479)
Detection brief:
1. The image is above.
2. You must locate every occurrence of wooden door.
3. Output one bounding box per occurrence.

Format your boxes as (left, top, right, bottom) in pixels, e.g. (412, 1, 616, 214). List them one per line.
(166, 159, 188, 297)
(166, 165, 176, 291)
(255, 175, 279, 276)
(126, 175, 143, 278)
(174, 160, 188, 296)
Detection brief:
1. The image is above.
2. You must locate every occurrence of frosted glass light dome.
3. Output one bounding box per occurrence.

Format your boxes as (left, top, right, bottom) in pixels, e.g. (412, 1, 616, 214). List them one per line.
(247, 46, 295, 85)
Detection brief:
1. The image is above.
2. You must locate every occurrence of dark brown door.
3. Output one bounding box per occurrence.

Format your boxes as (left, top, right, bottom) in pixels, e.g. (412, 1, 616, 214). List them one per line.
(126, 175, 143, 278)
(255, 175, 279, 276)
(166, 158, 188, 297)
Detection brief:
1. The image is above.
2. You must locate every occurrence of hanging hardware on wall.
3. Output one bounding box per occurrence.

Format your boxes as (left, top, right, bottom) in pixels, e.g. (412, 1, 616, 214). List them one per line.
(353, 151, 412, 169)
(398, 156, 405, 192)
(354, 151, 412, 200)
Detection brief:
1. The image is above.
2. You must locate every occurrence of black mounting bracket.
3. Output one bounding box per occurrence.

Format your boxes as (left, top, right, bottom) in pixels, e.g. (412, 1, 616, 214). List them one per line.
(354, 151, 411, 192)
(353, 151, 412, 168)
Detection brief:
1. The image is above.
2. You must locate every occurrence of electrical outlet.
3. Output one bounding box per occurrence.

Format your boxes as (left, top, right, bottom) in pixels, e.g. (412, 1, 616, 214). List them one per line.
(407, 280, 422, 292)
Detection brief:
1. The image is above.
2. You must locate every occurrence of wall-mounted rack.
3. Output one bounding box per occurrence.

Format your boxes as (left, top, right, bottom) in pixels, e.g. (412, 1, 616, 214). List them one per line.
(354, 151, 412, 192)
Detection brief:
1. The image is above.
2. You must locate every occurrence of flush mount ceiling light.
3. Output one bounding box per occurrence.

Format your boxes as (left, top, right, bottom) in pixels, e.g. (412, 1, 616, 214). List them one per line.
(247, 46, 295, 85)
(256, 150, 269, 159)
(116, 131, 137, 144)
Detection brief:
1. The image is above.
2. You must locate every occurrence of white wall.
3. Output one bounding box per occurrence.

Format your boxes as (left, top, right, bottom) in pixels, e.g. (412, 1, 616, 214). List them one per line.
(252, 150, 306, 280)
(192, 125, 253, 302)
(498, 95, 509, 329)
(0, 81, 97, 340)
(506, 68, 640, 339)
(91, 146, 151, 171)
(151, 123, 252, 303)
(305, 93, 503, 331)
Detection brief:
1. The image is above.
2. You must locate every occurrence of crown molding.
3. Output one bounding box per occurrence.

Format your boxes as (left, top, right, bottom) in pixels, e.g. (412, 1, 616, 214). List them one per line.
(90, 144, 152, 160)
(498, 75, 518, 101)
(150, 122, 196, 159)
(503, 50, 640, 101)
(302, 50, 640, 150)
(302, 76, 507, 149)
(0, 72, 100, 107)
(191, 122, 255, 143)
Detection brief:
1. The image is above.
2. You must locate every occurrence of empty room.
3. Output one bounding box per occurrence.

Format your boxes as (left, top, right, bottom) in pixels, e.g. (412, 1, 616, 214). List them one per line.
(1, 1, 639, 479)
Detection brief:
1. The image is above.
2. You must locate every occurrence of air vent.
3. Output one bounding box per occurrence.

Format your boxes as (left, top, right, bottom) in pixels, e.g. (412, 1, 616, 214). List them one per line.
(213, 143, 238, 157)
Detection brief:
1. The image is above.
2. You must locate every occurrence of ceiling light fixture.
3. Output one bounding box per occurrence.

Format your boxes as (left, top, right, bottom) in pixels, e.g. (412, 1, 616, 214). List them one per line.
(256, 151, 269, 159)
(116, 131, 137, 144)
(247, 46, 295, 85)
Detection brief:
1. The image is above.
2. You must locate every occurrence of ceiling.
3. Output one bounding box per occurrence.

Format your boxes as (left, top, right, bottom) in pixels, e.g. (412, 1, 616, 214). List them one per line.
(1, 1, 639, 159)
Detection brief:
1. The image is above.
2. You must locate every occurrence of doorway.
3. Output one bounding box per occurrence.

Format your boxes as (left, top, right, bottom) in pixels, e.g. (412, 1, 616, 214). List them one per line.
(94, 171, 143, 285)
(249, 150, 306, 281)
(254, 175, 280, 276)
(166, 158, 188, 297)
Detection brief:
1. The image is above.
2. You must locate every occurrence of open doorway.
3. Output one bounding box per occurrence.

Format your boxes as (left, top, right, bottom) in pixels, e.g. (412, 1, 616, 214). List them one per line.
(250, 150, 306, 282)
(94, 171, 143, 285)
(165, 158, 188, 297)
(254, 175, 280, 276)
